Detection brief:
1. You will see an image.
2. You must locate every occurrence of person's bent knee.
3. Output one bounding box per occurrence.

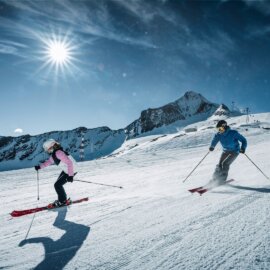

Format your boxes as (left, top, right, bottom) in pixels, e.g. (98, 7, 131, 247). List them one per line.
(54, 182, 61, 189)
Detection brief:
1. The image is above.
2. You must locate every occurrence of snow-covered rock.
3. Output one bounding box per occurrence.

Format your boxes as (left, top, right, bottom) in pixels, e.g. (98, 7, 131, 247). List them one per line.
(212, 103, 230, 117)
(209, 103, 242, 121)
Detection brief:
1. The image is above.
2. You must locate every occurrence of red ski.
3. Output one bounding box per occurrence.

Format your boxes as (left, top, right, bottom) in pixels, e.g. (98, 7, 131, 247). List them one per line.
(189, 179, 235, 196)
(188, 186, 204, 193)
(10, 197, 89, 217)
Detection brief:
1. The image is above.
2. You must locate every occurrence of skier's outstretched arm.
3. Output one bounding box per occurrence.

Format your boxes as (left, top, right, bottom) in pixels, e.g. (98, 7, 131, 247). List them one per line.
(40, 157, 54, 169)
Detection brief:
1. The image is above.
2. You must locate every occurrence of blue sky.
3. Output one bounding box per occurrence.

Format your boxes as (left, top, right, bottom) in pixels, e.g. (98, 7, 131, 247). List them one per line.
(0, 0, 270, 136)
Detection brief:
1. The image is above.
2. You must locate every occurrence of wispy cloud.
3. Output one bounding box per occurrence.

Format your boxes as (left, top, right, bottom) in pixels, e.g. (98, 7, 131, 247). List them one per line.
(242, 0, 270, 15)
(185, 30, 235, 62)
(0, 39, 28, 48)
(238, 0, 270, 39)
(110, 1, 235, 62)
(0, 0, 236, 68)
(0, 43, 18, 55)
(112, 0, 178, 25)
(0, 39, 28, 56)
(246, 25, 270, 38)
(1, 0, 158, 49)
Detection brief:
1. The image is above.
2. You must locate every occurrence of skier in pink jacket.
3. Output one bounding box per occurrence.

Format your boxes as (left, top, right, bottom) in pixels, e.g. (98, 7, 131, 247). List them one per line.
(35, 139, 76, 208)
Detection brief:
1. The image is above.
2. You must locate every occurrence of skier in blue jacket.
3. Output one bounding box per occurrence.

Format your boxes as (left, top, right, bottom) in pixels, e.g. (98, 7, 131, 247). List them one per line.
(209, 120, 247, 183)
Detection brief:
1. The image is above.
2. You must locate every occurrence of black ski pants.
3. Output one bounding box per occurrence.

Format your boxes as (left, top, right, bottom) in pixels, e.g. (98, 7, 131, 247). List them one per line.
(212, 151, 239, 183)
(54, 171, 68, 203)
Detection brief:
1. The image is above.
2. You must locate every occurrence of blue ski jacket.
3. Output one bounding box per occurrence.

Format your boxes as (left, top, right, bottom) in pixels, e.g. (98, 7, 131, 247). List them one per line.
(210, 127, 247, 153)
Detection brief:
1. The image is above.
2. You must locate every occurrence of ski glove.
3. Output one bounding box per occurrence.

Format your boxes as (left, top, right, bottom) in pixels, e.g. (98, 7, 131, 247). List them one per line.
(67, 176, 74, 182)
(35, 165, 41, 171)
(240, 148, 245, 154)
(209, 147, 214, 151)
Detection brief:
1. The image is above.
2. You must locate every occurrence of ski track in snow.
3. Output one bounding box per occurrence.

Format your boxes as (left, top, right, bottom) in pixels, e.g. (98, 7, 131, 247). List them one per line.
(1, 114, 270, 270)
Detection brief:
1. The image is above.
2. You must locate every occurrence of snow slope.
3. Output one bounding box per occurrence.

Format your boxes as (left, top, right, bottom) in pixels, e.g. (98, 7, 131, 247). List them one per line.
(1, 113, 270, 270)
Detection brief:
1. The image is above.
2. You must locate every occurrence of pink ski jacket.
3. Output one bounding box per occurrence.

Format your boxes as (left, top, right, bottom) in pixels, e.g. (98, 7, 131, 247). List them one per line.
(40, 150, 74, 176)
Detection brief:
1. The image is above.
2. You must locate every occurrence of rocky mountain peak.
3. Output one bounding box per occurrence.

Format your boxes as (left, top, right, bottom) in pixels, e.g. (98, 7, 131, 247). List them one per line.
(125, 91, 220, 138)
(181, 91, 205, 100)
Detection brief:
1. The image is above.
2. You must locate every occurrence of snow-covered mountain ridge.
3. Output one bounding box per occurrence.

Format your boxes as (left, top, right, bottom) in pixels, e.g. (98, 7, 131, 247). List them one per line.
(0, 91, 243, 172)
(0, 126, 125, 172)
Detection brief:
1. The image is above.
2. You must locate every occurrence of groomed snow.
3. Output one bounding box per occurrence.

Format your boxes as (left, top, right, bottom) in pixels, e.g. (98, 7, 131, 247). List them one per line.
(1, 113, 270, 270)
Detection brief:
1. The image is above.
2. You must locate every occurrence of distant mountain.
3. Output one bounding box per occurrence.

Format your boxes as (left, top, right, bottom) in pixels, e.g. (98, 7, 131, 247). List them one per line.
(0, 127, 125, 171)
(125, 91, 221, 138)
(208, 103, 242, 121)
(0, 91, 240, 171)
(213, 104, 231, 116)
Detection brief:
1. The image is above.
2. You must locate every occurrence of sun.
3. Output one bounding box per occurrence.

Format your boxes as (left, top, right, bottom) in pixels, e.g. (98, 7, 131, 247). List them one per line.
(45, 38, 73, 68)
(47, 41, 70, 65)
(37, 31, 79, 78)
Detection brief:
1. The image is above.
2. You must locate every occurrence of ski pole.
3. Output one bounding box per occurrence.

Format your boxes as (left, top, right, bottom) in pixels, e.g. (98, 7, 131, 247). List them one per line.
(74, 179, 123, 189)
(183, 151, 210, 183)
(37, 171, 40, 200)
(244, 153, 270, 180)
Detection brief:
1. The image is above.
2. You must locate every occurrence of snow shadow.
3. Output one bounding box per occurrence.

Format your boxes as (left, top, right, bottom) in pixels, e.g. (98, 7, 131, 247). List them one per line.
(231, 185, 270, 193)
(19, 207, 90, 270)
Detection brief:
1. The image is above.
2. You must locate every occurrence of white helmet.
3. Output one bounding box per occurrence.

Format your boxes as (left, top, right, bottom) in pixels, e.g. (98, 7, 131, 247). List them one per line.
(43, 139, 58, 153)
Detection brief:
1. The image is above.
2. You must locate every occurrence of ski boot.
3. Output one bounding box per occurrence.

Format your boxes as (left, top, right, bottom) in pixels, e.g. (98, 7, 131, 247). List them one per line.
(47, 198, 72, 209)
(65, 198, 72, 206)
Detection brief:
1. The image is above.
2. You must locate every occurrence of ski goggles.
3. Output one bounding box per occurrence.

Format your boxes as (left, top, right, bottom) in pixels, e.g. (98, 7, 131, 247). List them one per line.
(47, 145, 55, 153)
(217, 126, 225, 132)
